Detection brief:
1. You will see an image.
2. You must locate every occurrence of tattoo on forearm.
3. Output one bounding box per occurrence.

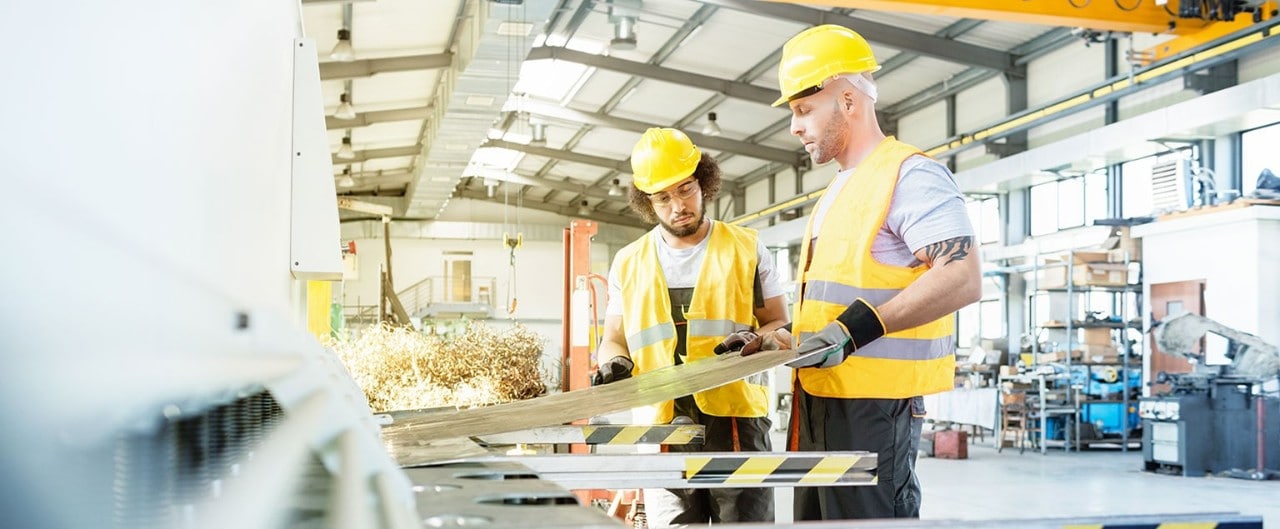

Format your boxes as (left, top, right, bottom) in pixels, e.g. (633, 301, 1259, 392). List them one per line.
(923, 236, 972, 265)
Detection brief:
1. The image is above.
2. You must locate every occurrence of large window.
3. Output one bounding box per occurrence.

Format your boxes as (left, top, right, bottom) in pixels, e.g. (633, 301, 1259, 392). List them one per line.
(1029, 173, 1109, 236)
(957, 297, 1003, 349)
(1242, 122, 1280, 197)
(965, 196, 1000, 245)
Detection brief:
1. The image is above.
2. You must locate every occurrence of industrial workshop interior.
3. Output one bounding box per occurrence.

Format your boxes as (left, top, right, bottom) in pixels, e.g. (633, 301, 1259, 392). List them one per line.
(6, 0, 1280, 528)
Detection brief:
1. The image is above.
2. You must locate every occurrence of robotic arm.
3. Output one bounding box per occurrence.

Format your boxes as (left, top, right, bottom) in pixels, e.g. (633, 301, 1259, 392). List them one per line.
(1153, 312, 1280, 379)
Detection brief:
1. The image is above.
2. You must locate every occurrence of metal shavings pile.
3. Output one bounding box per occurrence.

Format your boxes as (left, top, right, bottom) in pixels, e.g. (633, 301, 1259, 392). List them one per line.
(331, 322, 547, 412)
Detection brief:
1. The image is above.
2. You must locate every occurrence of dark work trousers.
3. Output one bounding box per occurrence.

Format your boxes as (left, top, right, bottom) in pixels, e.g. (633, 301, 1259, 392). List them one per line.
(645, 394, 775, 527)
(791, 382, 920, 521)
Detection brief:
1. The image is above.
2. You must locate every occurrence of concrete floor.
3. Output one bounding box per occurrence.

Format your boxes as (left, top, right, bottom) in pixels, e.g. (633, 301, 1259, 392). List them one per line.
(771, 436, 1279, 527)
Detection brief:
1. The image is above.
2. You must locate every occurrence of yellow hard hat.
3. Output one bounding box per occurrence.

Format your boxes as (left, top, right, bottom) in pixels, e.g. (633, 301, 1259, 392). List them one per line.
(630, 128, 701, 193)
(773, 24, 880, 107)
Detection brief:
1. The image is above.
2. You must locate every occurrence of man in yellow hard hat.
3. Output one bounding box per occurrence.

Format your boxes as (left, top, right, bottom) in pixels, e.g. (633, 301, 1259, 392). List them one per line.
(592, 127, 791, 526)
(771, 24, 982, 520)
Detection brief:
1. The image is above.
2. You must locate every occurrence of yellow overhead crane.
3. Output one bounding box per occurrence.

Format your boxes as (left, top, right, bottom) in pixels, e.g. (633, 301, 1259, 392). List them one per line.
(765, 0, 1275, 63)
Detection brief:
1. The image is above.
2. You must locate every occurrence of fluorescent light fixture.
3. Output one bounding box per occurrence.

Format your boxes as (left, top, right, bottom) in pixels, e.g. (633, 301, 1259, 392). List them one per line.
(529, 122, 548, 146)
(334, 92, 356, 120)
(338, 167, 355, 187)
(702, 112, 722, 137)
(430, 176, 453, 183)
(610, 16, 637, 51)
(336, 137, 355, 160)
(330, 29, 355, 62)
(465, 95, 496, 107)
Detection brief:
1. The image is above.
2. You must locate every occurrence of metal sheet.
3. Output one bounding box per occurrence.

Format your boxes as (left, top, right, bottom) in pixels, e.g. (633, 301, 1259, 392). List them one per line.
(381, 345, 834, 458)
(476, 424, 706, 446)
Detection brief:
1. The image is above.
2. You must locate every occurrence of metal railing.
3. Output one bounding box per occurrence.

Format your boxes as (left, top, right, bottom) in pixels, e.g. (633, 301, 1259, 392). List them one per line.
(344, 276, 498, 326)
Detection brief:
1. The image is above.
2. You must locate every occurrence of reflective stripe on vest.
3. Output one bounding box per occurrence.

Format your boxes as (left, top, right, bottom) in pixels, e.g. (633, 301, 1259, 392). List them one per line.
(792, 137, 956, 399)
(617, 221, 770, 422)
(626, 322, 676, 353)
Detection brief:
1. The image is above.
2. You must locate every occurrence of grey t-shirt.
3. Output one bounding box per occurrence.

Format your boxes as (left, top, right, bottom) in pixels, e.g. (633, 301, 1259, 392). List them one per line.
(810, 154, 973, 267)
(605, 222, 785, 316)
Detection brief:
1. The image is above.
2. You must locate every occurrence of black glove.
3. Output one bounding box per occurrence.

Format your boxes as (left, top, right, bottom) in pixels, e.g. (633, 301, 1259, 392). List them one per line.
(787, 298, 885, 369)
(713, 330, 761, 356)
(590, 356, 635, 386)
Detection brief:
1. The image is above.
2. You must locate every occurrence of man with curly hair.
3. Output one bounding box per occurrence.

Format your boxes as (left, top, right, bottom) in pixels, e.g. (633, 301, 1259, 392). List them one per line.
(592, 128, 790, 526)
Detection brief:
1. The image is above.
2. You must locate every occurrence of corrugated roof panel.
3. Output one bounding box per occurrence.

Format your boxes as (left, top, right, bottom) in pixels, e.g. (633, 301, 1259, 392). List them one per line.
(570, 127, 643, 160)
(953, 21, 1053, 50)
(610, 80, 718, 126)
(850, 10, 960, 35)
(663, 8, 807, 81)
(874, 57, 969, 108)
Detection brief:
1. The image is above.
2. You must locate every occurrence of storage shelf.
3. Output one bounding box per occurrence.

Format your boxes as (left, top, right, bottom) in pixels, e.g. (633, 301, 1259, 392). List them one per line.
(1035, 284, 1142, 293)
(1039, 320, 1142, 329)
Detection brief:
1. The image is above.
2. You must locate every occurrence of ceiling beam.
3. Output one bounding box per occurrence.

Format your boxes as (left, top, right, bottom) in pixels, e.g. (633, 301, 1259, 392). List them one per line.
(697, 0, 1019, 75)
(485, 139, 632, 173)
(523, 100, 807, 166)
(326, 106, 431, 129)
(319, 53, 453, 80)
(474, 170, 629, 203)
(332, 145, 420, 165)
(882, 28, 1074, 120)
(526, 46, 777, 105)
(875, 18, 985, 78)
(757, 0, 1207, 35)
(455, 188, 648, 229)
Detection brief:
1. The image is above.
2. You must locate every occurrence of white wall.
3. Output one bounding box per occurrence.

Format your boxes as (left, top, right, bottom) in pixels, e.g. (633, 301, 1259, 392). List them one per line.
(1135, 209, 1280, 346)
(5, 2, 306, 315)
(3, 3, 331, 527)
(898, 100, 949, 148)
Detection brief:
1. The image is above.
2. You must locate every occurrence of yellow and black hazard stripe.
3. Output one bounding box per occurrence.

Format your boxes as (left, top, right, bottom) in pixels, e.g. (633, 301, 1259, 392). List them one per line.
(1064, 522, 1260, 529)
(581, 425, 704, 445)
(684, 454, 876, 485)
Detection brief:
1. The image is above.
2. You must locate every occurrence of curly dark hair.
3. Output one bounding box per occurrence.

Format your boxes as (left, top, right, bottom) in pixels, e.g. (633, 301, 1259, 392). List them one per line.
(627, 154, 722, 224)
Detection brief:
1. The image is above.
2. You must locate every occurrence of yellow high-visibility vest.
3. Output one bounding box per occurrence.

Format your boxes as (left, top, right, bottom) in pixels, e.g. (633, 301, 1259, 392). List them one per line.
(793, 137, 955, 399)
(616, 221, 770, 423)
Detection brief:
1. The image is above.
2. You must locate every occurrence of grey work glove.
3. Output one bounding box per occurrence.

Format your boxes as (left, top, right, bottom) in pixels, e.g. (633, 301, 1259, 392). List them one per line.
(787, 298, 885, 369)
(714, 330, 761, 355)
(590, 356, 635, 386)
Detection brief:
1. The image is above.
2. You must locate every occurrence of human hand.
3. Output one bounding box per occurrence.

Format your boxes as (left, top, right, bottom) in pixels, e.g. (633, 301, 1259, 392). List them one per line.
(786, 322, 852, 368)
(786, 298, 885, 369)
(590, 356, 635, 386)
(713, 330, 761, 356)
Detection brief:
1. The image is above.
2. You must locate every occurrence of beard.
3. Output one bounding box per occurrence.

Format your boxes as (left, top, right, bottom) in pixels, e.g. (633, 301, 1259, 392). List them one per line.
(808, 101, 850, 166)
(659, 211, 704, 238)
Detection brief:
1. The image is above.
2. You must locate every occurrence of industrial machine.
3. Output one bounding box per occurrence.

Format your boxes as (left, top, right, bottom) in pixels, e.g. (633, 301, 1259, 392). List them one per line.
(1141, 313, 1280, 478)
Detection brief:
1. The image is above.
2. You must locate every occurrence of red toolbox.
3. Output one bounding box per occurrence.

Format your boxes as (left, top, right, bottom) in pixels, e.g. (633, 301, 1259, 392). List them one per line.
(934, 430, 968, 459)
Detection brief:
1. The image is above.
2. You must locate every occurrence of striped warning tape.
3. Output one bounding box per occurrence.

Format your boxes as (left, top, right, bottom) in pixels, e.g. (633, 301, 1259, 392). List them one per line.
(684, 454, 876, 485)
(582, 425, 704, 445)
(1063, 522, 1261, 529)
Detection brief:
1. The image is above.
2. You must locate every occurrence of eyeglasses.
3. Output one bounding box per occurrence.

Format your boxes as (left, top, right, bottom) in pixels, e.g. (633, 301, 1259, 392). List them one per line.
(647, 181, 700, 207)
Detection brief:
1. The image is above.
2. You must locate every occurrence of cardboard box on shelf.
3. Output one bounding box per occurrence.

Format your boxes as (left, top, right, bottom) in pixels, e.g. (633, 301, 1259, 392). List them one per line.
(1071, 249, 1111, 264)
(1082, 327, 1112, 345)
(1076, 343, 1120, 363)
(1072, 262, 1128, 286)
(1102, 226, 1142, 261)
